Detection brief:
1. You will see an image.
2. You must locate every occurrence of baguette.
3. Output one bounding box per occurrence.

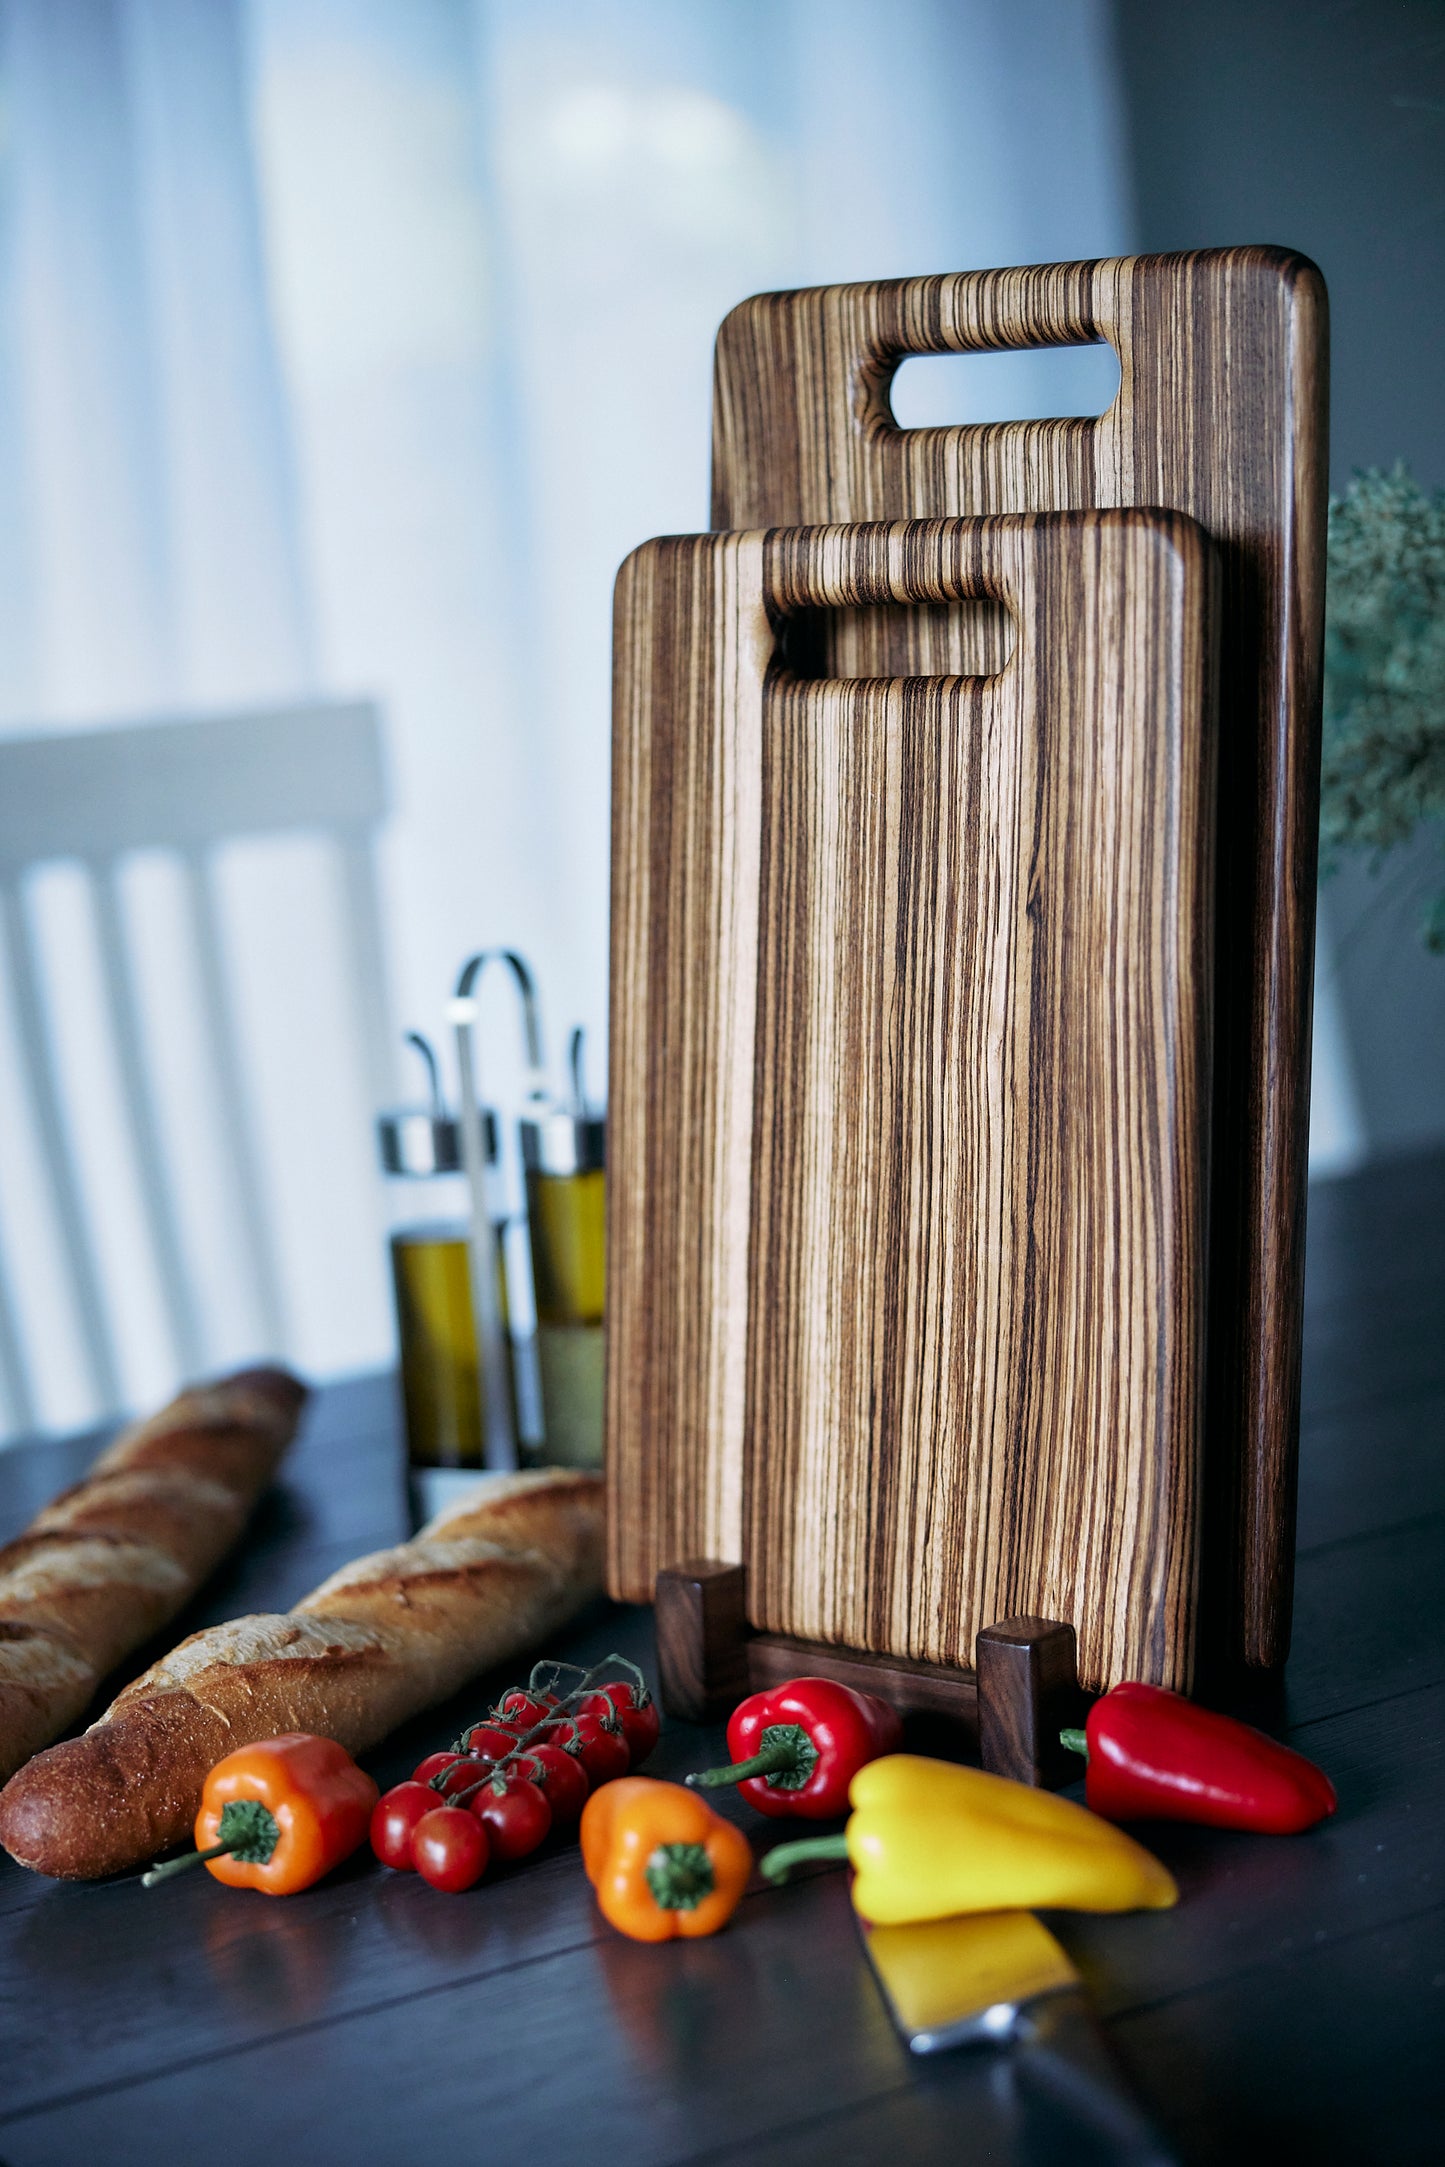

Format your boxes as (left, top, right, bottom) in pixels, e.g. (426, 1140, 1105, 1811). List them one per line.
(0, 1366, 305, 1786)
(0, 1467, 604, 1878)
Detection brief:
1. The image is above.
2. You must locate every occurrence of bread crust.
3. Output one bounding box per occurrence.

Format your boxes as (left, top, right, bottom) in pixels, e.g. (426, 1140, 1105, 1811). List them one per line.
(0, 1366, 305, 1785)
(0, 1468, 604, 1878)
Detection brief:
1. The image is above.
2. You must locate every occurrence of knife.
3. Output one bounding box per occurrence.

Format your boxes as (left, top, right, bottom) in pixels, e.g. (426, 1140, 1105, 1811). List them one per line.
(859, 1909, 1178, 2165)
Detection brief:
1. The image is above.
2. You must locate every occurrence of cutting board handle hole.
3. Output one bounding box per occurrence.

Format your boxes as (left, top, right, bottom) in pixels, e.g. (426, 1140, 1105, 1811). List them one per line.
(888, 342, 1120, 429)
(777, 597, 1016, 682)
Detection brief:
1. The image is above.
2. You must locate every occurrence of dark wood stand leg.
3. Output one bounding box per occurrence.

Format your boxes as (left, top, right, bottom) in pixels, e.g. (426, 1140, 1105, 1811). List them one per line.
(976, 1618, 1086, 1788)
(653, 1563, 1086, 1788)
(654, 1560, 751, 1722)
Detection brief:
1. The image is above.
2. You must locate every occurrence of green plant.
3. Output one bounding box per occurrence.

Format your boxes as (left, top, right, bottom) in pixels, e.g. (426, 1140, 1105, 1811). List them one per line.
(1321, 464, 1445, 950)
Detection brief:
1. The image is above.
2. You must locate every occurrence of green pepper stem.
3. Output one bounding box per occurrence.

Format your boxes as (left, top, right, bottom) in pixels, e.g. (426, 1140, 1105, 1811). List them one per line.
(1059, 1728, 1090, 1761)
(687, 1741, 801, 1790)
(760, 1834, 849, 1884)
(645, 1842, 716, 1911)
(142, 1796, 280, 1886)
(141, 1839, 234, 1888)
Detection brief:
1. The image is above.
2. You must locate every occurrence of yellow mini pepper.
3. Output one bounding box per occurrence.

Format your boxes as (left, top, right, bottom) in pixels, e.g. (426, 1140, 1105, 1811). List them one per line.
(581, 1776, 753, 1942)
(760, 1753, 1177, 1922)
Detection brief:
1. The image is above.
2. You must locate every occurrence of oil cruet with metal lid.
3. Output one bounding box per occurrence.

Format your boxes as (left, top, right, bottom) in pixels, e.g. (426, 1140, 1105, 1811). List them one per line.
(520, 1027, 605, 1467)
(377, 1029, 515, 1508)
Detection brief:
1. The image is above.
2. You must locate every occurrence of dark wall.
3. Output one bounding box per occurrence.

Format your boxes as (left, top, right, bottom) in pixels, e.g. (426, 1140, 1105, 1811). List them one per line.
(1113, 0, 1444, 490)
(1113, 0, 1445, 1158)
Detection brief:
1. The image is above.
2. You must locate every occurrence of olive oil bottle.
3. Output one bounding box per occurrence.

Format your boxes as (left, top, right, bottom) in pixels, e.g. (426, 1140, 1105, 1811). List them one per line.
(521, 1030, 605, 1468)
(390, 1222, 480, 1466)
(379, 1035, 513, 1484)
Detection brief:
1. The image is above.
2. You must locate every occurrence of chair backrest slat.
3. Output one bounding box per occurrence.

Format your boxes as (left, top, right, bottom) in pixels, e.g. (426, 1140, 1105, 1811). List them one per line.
(336, 826, 399, 1115)
(0, 876, 124, 1410)
(0, 1218, 37, 1436)
(92, 856, 206, 1378)
(179, 847, 288, 1356)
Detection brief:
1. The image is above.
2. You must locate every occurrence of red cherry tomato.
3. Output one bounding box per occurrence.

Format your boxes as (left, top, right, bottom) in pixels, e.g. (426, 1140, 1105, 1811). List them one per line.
(584, 1684, 662, 1768)
(528, 1723, 593, 1782)
(412, 1806, 489, 1892)
(564, 1708, 631, 1785)
(493, 1689, 559, 1729)
(413, 1751, 480, 1798)
(472, 1773, 551, 1861)
(371, 1781, 439, 1870)
(513, 1743, 589, 1827)
(463, 1722, 525, 1763)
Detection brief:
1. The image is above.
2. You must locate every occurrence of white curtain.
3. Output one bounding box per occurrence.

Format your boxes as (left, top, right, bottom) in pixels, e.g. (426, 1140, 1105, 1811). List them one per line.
(0, 0, 1141, 1431)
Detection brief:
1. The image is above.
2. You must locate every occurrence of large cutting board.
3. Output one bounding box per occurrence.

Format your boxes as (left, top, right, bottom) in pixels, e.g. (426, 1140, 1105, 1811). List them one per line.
(608, 512, 1218, 1692)
(709, 249, 1327, 1673)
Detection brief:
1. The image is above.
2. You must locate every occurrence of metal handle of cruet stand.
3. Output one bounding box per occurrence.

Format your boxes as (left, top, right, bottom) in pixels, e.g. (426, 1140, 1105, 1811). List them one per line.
(405, 1029, 446, 1120)
(567, 1025, 589, 1114)
(448, 951, 547, 1471)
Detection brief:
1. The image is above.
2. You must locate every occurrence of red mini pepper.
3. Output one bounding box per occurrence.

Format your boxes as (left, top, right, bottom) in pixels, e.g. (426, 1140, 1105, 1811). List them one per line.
(1062, 1682, 1337, 1834)
(686, 1676, 903, 1820)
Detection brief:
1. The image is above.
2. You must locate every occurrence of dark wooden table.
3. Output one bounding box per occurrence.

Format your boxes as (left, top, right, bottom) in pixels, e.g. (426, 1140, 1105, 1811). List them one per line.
(2, 1153, 1442, 2165)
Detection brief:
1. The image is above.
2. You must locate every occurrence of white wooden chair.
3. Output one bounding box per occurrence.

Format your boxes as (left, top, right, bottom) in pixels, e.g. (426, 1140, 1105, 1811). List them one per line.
(0, 700, 393, 1439)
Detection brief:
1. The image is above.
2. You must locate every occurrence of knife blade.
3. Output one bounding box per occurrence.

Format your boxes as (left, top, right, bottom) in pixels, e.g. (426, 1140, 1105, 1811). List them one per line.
(860, 1909, 1178, 2165)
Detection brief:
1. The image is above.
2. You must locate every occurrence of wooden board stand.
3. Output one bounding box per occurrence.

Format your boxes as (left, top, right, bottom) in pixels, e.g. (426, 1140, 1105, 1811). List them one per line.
(655, 1562, 1088, 1789)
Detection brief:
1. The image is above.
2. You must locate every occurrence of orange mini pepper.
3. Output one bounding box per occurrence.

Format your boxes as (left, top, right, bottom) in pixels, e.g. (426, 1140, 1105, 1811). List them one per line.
(580, 1776, 752, 1942)
(143, 1733, 378, 1896)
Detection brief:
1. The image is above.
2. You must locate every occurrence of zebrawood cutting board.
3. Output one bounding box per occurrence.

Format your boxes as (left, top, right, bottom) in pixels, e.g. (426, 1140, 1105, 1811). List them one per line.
(608, 512, 1218, 1692)
(709, 250, 1327, 1673)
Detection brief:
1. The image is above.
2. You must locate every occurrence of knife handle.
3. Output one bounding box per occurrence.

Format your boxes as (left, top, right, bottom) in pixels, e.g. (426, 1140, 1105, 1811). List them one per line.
(1014, 1992, 1179, 2167)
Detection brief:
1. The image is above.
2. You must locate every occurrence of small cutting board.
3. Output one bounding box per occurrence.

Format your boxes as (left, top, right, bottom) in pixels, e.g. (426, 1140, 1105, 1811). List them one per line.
(710, 249, 1327, 1672)
(608, 512, 1218, 1692)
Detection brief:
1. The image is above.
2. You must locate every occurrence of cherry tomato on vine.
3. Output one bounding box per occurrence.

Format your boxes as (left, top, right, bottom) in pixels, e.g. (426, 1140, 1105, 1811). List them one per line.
(371, 1781, 439, 1870)
(556, 1709, 630, 1785)
(514, 1743, 589, 1827)
(413, 1806, 489, 1892)
(472, 1773, 551, 1861)
(493, 1689, 559, 1730)
(583, 1684, 661, 1768)
(528, 1724, 593, 1786)
(463, 1722, 526, 1763)
(413, 1752, 479, 1798)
